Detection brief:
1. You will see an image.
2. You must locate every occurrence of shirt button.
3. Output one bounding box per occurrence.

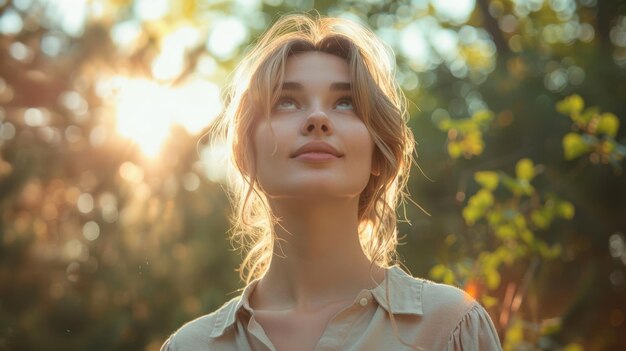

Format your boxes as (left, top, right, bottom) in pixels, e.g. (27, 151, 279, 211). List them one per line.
(359, 297, 368, 307)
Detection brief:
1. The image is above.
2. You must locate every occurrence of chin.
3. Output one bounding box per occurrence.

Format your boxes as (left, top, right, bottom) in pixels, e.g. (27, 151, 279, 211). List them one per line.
(261, 181, 366, 200)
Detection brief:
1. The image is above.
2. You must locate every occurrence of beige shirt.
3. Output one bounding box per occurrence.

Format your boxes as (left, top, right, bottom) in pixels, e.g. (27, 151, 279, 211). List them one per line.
(161, 265, 502, 350)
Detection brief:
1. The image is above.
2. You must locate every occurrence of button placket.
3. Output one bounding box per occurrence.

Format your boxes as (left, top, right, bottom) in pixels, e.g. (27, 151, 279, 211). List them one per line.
(316, 291, 373, 350)
(354, 290, 371, 307)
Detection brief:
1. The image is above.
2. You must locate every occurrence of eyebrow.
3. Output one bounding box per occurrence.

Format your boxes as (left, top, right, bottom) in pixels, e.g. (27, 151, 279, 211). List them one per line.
(281, 81, 351, 91)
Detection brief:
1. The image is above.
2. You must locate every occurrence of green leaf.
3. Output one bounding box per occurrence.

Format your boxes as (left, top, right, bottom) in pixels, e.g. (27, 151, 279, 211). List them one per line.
(556, 201, 575, 219)
(531, 209, 552, 229)
(473, 189, 494, 208)
(500, 174, 524, 196)
(521, 229, 535, 244)
(481, 252, 501, 273)
(474, 171, 499, 191)
(578, 106, 599, 125)
(430, 264, 456, 284)
(484, 267, 501, 289)
(462, 206, 482, 226)
(562, 133, 592, 160)
(556, 94, 584, 116)
(462, 131, 484, 156)
(547, 244, 563, 259)
(448, 141, 462, 158)
(520, 180, 535, 196)
(438, 119, 452, 130)
(496, 224, 516, 240)
(443, 270, 455, 285)
(504, 319, 524, 348)
(472, 110, 494, 124)
(497, 246, 517, 265)
(429, 264, 448, 280)
(482, 295, 498, 308)
(597, 112, 619, 137)
(515, 158, 535, 181)
(487, 211, 503, 226)
(456, 119, 475, 132)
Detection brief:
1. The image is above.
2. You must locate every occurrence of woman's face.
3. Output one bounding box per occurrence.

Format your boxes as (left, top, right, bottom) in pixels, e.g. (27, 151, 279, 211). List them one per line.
(252, 51, 376, 200)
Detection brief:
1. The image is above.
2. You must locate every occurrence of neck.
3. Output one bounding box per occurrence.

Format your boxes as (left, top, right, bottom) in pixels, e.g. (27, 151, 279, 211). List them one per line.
(250, 196, 386, 313)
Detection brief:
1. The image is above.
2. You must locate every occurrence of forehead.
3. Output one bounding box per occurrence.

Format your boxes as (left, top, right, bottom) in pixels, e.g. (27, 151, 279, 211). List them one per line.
(283, 51, 351, 86)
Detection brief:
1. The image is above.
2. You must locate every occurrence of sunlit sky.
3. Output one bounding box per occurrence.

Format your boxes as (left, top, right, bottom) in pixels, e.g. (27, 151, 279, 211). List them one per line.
(0, 0, 478, 160)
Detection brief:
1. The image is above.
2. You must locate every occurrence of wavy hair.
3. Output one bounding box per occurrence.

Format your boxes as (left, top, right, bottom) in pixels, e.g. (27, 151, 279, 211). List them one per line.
(209, 13, 415, 286)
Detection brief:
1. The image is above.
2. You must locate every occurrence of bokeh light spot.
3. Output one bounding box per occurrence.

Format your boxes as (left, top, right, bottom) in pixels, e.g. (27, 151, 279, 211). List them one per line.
(119, 162, 144, 184)
(134, 0, 169, 21)
(24, 108, 47, 127)
(432, 0, 476, 24)
(64, 125, 82, 143)
(9, 42, 30, 61)
(207, 17, 248, 60)
(77, 193, 94, 214)
(41, 33, 64, 56)
(0, 9, 24, 35)
(83, 221, 100, 241)
(45, 0, 88, 37)
(66, 262, 80, 282)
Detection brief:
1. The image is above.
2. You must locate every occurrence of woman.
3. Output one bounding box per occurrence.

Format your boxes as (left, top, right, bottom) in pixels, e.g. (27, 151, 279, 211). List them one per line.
(162, 14, 502, 351)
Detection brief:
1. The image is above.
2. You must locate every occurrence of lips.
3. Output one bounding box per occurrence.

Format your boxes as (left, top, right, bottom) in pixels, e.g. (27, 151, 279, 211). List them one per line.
(290, 141, 343, 159)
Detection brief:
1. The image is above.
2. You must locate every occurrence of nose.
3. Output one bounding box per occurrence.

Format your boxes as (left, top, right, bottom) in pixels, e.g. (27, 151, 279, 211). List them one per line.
(302, 109, 333, 135)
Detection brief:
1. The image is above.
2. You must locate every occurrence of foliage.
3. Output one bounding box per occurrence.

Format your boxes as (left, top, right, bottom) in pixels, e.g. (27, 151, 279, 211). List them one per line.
(557, 94, 626, 170)
(436, 110, 494, 159)
(431, 158, 570, 307)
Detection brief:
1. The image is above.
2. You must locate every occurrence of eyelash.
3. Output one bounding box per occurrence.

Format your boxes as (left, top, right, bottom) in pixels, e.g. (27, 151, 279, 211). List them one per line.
(274, 95, 353, 109)
(276, 95, 299, 109)
(335, 95, 353, 107)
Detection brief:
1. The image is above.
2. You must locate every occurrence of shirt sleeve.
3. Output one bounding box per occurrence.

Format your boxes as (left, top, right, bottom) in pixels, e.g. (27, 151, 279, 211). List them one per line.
(446, 304, 503, 351)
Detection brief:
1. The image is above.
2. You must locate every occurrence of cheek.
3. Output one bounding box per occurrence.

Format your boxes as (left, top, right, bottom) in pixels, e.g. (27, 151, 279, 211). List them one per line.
(338, 125, 376, 185)
(251, 120, 286, 175)
(349, 124, 376, 160)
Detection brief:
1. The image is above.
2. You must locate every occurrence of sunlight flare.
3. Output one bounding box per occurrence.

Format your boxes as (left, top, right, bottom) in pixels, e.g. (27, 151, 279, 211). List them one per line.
(112, 77, 222, 157)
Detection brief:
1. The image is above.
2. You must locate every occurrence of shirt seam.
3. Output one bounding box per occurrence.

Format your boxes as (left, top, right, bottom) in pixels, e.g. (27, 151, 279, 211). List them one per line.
(446, 301, 482, 340)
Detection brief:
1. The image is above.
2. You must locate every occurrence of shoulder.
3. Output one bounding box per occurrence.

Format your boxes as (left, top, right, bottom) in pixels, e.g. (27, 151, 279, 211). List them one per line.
(420, 279, 478, 318)
(161, 296, 240, 351)
(417, 279, 502, 350)
(382, 266, 476, 319)
(397, 270, 481, 328)
(385, 266, 478, 324)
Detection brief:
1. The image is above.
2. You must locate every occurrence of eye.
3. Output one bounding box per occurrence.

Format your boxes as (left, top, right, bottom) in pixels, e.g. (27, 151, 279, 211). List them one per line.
(335, 96, 353, 110)
(275, 97, 299, 110)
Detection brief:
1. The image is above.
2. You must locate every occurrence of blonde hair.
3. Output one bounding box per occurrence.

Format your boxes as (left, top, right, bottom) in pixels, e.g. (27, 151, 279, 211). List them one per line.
(210, 13, 415, 286)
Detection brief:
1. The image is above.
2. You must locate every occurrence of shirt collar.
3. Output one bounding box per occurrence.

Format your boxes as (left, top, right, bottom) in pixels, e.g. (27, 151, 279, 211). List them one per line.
(209, 278, 260, 338)
(370, 265, 424, 316)
(209, 265, 424, 338)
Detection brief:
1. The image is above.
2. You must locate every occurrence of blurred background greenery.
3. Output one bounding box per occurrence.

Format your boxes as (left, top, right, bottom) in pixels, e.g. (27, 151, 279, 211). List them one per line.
(0, 0, 625, 350)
